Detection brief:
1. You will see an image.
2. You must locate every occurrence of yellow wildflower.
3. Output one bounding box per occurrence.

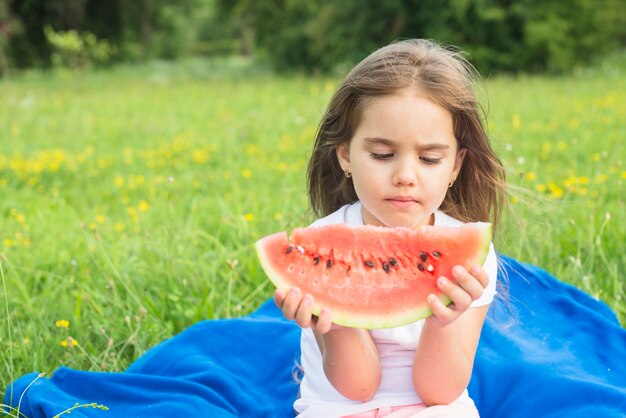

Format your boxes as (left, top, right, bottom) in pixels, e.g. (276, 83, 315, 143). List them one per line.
(548, 183, 564, 198)
(242, 169, 252, 178)
(61, 337, 78, 347)
(114, 176, 125, 187)
(245, 144, 258, 155)
(245, 213, 254, 222)
(55, 319, 70, 328)
(192, 149, 209, 164)
(512, 113, 521, 130)
(95, 215, 106, 224)
(525, 172, 536, 181)
(138, 200, 150, 212)
(274, 212, 282, 221)
(622, 171, 626, 179)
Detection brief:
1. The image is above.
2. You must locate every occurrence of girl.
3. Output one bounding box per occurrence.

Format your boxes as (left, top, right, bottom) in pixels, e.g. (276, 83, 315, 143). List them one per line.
(274, 39, 506, 418)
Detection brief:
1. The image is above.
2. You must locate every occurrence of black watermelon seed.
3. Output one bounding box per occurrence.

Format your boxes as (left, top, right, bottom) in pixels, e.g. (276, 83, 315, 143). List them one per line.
(285, 246, 293, 254)
(327, 259, 333, 269)
(432, 251, 441, 257)
(382, 262, 390, 273)
(389, 258, 398, 266)
(364, 261, 375, 268)
(313, 256, 321, 265)
(420, 252, 428, 262)
(418, 263, 425, 271)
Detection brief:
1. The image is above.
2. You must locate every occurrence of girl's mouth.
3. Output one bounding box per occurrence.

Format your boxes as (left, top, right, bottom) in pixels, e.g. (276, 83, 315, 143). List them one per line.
(387, 197, 417, 208)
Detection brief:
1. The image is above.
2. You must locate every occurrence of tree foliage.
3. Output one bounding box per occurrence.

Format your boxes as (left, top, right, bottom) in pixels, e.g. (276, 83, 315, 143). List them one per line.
(2, 0, 625, 74)
(4, 0, 216, 69)
(218, 0, 626, 74)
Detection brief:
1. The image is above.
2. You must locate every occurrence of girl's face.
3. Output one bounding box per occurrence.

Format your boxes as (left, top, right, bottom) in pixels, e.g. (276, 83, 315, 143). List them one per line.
(336, 89, 465, 229)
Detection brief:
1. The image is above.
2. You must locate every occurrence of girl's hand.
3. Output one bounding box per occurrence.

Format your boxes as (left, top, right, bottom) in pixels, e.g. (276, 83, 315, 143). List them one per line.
(274, 288, 337, 334)
(426, 264, 489, 328)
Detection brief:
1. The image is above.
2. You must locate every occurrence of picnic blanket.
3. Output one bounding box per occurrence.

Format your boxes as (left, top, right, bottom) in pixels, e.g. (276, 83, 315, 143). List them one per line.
(4, 255, 626, 417)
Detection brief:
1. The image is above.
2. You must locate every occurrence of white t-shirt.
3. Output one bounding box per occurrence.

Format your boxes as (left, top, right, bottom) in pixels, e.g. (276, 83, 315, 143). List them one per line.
(293, 202, 498, 417)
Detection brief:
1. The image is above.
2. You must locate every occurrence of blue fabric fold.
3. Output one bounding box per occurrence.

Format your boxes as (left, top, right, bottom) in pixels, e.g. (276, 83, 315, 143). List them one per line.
(4, 256, 626, 417)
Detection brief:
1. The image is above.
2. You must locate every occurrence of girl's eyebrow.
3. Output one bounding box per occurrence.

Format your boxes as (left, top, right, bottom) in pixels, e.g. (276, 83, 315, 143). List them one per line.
(363, 137, 450, 150)
(363, 137, 395, 146)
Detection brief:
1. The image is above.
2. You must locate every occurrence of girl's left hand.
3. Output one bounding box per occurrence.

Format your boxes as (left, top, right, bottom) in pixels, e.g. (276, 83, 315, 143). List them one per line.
(425, 264, 489, 327)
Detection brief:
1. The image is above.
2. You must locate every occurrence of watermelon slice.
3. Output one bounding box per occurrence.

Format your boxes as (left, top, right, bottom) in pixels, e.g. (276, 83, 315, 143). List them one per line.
(255, 222, 492, 329)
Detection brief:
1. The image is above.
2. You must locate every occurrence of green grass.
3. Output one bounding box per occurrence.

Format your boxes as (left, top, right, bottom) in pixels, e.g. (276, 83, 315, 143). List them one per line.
(0, 55, 624, 399)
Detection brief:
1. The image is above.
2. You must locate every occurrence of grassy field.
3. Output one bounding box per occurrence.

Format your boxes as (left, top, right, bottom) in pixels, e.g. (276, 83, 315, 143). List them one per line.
(1, 56, 624, 396)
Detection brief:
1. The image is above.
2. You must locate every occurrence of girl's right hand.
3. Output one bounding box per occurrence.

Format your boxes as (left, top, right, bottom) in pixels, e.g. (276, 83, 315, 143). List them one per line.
(274, 288, 336, 334)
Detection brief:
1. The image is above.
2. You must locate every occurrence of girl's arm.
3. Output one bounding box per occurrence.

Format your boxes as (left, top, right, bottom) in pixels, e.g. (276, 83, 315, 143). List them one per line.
(412, 265, 490, 406)
(275, 288, 382, 401)
(314, 327, 381, 401)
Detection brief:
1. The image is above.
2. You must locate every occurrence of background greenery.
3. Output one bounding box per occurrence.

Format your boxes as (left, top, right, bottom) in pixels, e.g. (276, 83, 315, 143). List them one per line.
(1, 53, 624, 392)
(1, 0, 626, 76)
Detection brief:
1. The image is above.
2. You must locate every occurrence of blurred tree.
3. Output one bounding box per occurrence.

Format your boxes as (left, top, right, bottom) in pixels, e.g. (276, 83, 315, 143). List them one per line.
(216, 0, 626, 74)
(0, 0, 23, 78)
(3, 0, 626, 73)
(6, 0, 208, 69)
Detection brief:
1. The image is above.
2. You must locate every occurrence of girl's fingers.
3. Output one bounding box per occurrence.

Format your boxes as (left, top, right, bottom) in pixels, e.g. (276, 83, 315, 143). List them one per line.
(314, 308, 333, 334)
(295, 294, 314, 327)
(427, 293, 456, 325)
(437, 276, 473, 312)
(451, 266, 487, 301)
(428, 265, 490, 326)
(273, 289, 286, 309)
(281, 287, 302, 320)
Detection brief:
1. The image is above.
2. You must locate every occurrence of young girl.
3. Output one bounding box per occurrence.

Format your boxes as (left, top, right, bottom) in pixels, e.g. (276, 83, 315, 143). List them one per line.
(274, 39, 506, 418)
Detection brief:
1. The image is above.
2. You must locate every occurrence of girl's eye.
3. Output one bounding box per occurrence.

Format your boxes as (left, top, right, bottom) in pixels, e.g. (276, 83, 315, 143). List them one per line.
(370, 152, 394, 161)
(420, 156, 442, 165)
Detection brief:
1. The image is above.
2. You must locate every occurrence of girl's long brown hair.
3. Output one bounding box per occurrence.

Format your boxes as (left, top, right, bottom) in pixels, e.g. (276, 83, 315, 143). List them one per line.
(307, 39, 506, 232)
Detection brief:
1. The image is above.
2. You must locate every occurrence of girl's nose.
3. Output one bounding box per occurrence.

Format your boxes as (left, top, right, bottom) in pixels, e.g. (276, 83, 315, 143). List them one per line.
(392, 159, 417, 186)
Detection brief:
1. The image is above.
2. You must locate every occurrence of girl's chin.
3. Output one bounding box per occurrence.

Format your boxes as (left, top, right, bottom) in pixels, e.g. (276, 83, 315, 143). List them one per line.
(364, 213, 433, 229)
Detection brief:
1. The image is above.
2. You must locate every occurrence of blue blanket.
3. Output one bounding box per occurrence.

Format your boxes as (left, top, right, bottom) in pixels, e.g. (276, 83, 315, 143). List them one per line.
(4, 256, 626, 417)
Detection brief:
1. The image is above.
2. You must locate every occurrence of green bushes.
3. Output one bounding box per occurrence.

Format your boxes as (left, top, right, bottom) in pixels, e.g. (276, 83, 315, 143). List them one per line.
(222, 0, 626, 74)
(44, 26, 115, 69)
(3, 0, 626, 74)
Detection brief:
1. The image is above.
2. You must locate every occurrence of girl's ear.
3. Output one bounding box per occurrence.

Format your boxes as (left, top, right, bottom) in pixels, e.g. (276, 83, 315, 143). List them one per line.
(452, 148, 467, 179)
(336, 143, 351, 172)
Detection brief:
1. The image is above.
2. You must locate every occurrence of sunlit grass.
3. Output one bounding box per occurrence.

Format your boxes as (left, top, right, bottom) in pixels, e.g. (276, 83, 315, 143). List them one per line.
(0, 56, 624, 391)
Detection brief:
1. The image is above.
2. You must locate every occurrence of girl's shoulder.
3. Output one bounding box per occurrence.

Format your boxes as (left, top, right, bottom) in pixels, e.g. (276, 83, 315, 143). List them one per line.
(433, 210, 464, 227)
(310, 202, 362, 227)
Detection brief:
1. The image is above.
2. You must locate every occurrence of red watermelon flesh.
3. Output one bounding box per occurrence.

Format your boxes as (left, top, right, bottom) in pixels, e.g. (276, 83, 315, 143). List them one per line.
(255, 222, 492, 329)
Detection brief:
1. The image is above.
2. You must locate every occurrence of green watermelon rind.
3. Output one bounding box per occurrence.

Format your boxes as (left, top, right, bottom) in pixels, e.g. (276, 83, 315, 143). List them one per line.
(256, 222, 492, 329)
